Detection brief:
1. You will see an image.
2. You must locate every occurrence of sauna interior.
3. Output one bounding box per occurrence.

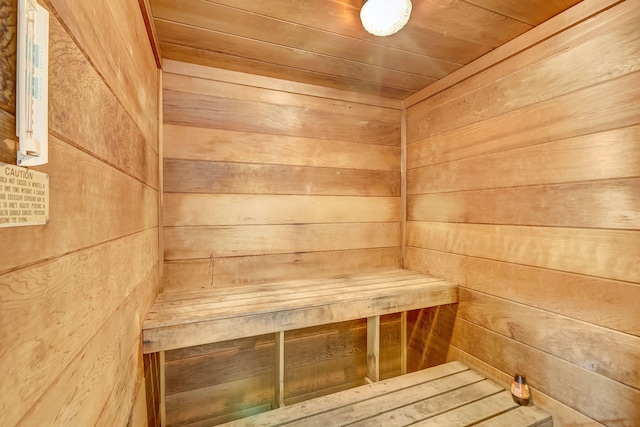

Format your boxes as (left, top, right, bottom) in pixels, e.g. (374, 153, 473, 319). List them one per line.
(1, 0, 639, 425)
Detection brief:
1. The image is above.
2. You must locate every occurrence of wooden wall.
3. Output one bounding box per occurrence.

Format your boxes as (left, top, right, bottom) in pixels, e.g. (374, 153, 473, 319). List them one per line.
(404, 0, 640, 425)
(0, 0, 160, 425)
(161, 59, 402, 424)
(161, 59, 403, 290)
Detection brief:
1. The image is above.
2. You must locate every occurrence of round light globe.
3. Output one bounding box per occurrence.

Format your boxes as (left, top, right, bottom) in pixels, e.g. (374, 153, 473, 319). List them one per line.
(360, 0, 412, 37)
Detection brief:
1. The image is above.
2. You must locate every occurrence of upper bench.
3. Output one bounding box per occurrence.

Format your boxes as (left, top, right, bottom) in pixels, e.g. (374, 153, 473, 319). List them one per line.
(142, 269, 458, 354)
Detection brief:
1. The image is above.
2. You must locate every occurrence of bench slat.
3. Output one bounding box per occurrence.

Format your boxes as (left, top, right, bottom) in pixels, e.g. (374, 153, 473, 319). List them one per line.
(143, 280, 457, 352)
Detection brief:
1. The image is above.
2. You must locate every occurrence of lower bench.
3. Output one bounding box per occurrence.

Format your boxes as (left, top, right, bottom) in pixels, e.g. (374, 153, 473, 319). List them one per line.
(220, 361, 552, 427)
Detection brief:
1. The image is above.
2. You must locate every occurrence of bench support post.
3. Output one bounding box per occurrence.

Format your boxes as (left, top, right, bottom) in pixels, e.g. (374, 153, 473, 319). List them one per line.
(275, 331, 285, 408)
(159, 351, 166, 427)
(367, 316, 380, 382)
(401, 311, 408, 375)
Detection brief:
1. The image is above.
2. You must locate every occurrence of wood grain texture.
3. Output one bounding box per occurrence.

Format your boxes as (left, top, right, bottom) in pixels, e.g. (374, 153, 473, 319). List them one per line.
(446, 347, 604, 427)
(15, 266, 159, 426)
(164, 89, 400, 146)
(458, 289, 640, 390)
(164, 160, 399, 197)
(407, 126, 640, 193)
(164, 194, 400, 226)
(0, 230, 157, 426)
(163, 125, 401, 171)
(451, 319, 640, 425)
(162, 59, 403, 110)
(0, 0, 16, 113)
(1, 1, 160, 425)
(48, 14, 158, 186)
(165, 223, 401, 260)
(405, 2, 640, 425)
(0, 136, 158, 275)
(162, 248, 403, 291)
(408, 178, 640, 230)
(0, 107, 16, 163)
(407, 221, 639, 283)
(45, 0, 159, 143)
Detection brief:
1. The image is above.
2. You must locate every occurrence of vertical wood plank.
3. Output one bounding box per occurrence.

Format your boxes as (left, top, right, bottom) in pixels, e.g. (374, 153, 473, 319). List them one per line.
(401, 109, 407, 265)
(367, 316, 381, 382)
(275, 331, 285, 408)
(401, 311, 408, 375)
(160, 351, 167, 427)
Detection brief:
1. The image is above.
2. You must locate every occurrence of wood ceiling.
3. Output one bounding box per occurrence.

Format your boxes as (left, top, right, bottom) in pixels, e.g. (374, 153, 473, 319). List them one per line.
(149, 0, 584, 99)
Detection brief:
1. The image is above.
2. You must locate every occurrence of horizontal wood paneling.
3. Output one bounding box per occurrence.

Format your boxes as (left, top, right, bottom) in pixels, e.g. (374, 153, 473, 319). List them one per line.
(162, 248, 403, 291)
(458, 289, 640, 390)
(451, 319, 640, 424)
(407, 126, 640, 193)
(407, 221, 639, 283)
(408, 178, 640, 230)
(164, 159, 400, 196)
(164, 194, 400, 226)
(405, 247, 640, 337)
(164, 125, 400, 171)
(162, 61, 401, 422)
(165, 223, 400, 260)
(164, 90, 400, 146)
(1, 0, 160, 425)
(405, 1, 640, 424)
(46, 0, 159, 144)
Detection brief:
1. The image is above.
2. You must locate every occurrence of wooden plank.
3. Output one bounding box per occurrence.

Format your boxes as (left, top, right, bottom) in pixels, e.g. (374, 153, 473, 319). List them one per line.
(0, 136, 158, 275)
(160, 351, 167, 427)
(0, 108, 17, 164)
(154, 20, 437, 91)
(166, 374, 274, 426)
(466, 0, 582, 26)
(48, 11, 158, 186)
(407, 0, 640, 123)
(451, 319, 640, 425)
(161, 248, 403, 291)
(447, 347, 605, 427)
(407, 221, 640, 283)
(143, 282, 458, 352)
(408, 178, 640, 230)
(221, 362, 470, 427)
(138, 0, 162, 67)
(15, 265, 159, 426)
(288, 371, 493, 427)
(0, 230, 158, 426)
(406, 247, 640, 337)
(275, 332, 285, 408)
(162, 60, 403, 110)
(407, 125, 640, 192)
(413, 391, 518, 427)
(163, 125, 401, 171)
(0, 0, 16, 113)
(163, 73, 402, 121)
(367, 316, 380, 382)
(164, 194, 401, 227)
(152, 0, 463, 80)
(164, 160, 400, 197)
(407, 70, 640, 167)
(458, 289, 640, 390)
(347, 380, 504, 427)
(401, 312, 407, 375)
(148, 275, 446, 324)
(45, 0, 159, 142)
(164, 223, 401, 260)
(473, 402, 553, 427)
(403, 0, 624, 107)
(163, 89, 400, 146)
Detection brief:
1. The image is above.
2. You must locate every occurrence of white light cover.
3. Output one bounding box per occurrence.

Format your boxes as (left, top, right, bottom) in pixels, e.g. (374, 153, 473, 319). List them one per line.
(360, 0, 412, 37)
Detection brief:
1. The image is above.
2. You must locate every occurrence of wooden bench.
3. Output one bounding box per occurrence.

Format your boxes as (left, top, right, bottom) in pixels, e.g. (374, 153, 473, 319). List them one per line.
(142, 268, 459, 422)
(220, 361, 552, 427)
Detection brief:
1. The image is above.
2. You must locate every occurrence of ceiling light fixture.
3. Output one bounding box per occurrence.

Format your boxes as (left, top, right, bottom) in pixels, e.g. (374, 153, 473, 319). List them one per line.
(360, 0, 412, 37)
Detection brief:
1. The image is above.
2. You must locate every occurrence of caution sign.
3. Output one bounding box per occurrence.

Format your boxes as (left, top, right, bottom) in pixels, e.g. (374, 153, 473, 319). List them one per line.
(0, 163, 49, 228)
